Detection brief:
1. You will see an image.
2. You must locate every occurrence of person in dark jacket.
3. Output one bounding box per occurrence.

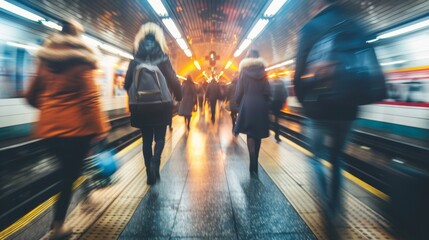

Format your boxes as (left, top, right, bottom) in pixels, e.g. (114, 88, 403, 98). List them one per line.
(270, 78, 288, 142)
(178, 76, 197, 130)
(195, 81, 205, 112)
(234, 49, 270, 174)
(124, 22, 182, 185)
(226, 74, 239, 133)
(293, 0, 362, 237)
(206, 79, 220, 123)
(26, 19, 110, 239)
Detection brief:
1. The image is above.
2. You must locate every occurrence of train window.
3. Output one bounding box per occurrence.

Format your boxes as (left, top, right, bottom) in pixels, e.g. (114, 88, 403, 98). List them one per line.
(0, 41, 37, 98)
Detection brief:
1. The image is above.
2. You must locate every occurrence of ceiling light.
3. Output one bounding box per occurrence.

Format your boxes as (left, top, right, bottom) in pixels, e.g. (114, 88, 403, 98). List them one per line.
(366, 38, 379, 43)
(176, 38, 188, 50)
(378, 19, 429, 39)
(1, 0, 45, 22)
(247, 19, 269, 40)
(176, 75, 186, 80)
(120, 52, 134, 59)
(264, 0, 288, 17)
(82, 34, 102, 47)
(194, 60, 201, 70)
(225, 60, 232, 69)
(41, 20, 62, 31)
(147, 0, 168, 17)
(233, 49, 244, 58)
(162, 18, 182, 39)
(239, 39, 252, 51)
(184, 49, 192, 57)
(380, 60, 407, 66)
(265, 59, 294, 71)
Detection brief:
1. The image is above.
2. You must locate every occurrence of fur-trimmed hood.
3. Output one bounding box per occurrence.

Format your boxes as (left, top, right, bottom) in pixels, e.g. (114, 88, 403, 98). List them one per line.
(134, 22, 168, 54)
(239, 57, 267, 80)
(37, 33, 98, 68)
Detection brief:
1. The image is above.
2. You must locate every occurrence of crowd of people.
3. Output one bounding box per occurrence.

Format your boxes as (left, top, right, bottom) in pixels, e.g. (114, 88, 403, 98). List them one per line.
(25, 0, 384, 238)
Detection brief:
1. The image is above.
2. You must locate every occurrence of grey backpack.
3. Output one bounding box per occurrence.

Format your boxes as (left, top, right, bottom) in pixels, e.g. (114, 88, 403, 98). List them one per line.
(128, 59, 172, 110)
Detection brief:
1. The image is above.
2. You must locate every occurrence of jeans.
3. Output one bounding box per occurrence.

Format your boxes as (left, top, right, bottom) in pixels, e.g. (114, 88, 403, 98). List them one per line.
(140, 126, 167, 172)
(47, 136, 92, 222)
(308, 119, 352, 219)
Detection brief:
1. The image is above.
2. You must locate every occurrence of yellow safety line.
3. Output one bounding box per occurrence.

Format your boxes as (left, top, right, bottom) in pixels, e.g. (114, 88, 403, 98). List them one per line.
(0, 138, 142, 239)
(278, 135, 390, 202)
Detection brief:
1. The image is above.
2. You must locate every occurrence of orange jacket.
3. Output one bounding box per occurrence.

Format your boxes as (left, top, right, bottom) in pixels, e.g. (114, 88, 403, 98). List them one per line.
(26, 33, 110, 138)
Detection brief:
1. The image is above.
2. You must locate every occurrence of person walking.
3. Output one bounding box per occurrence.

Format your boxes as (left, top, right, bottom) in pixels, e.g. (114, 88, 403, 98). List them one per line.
(294, 0, 379, 237)
(196, 81, 205, 112)
(25, 19, 110, 239)
(226, 74, 239, 133)
(270, 78, 288, 143)
(206, 79, 220, 123)
(124, 22, 182, 185)
(178, 76, 197, 131)
(234, 49, 270, 174)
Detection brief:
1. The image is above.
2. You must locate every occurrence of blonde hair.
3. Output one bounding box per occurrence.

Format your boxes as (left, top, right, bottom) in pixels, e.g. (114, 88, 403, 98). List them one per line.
(134, 22, 168, 53)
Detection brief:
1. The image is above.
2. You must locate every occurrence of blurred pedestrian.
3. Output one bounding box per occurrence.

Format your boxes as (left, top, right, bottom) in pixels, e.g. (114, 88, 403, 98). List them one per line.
(206, 78, 220, 123)
(124, 22, 182, 185)
(294, 0, 368, 238)
(196, 81, 205, 112)
(178, 75, 197, 131)
(25, 19, 110, 239)
(234, 49, 270, 174)
(226, 73, 239, 133)
(270, 78, 288, 143)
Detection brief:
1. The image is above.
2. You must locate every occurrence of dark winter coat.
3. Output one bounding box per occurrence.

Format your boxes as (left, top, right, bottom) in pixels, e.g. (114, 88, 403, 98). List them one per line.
(178, 81, 197, 116)
(206, 80, 220, 102)
(270, 79, 288, 112)
(234, 58, 270, 138)
(124, 32, 182, 128)
(226, 78, 239, 113)
(294, 4, 358, 120)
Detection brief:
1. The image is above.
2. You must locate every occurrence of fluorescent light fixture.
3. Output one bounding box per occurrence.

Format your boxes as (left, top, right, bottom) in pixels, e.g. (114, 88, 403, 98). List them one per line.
(6, 41, 39, 50)
(238, 39, 252, 51)
(176, 74, 187, 80)
(82, 34, 102, 47)
(184, 49, 192, 57)
(380, 60, 407, 66)
(225, 60, 232, 69)
(120, 51, 134, 59)
(378, 19, 429, 39)
(366, 38, 379, 43)
(218, 71, 224, 78)
(162, 18, 182, 39)
(1, 1, 45, 22)
(234, 49, 244, 58)
(176, 38, 188, 50)
(147, 0, 169, 17)
(100, 43, 122, 55)
(41, 20, 62, 31)
(264, 0, 288, 17)
(247, 19, 269, 40)
(265, 59, 294, 71)
(194, 60, 201, 70)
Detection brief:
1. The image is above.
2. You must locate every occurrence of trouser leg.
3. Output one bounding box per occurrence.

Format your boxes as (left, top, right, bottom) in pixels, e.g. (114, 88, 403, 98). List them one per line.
(153, 125, 167, 180)
(210, 100, 217, 122)
(274, 111, 280, 140)
(141, 127, 155, 183)
(247, 136, 260, 173)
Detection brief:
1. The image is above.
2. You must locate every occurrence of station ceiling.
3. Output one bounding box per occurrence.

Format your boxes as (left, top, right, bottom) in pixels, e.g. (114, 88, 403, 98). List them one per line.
(18, 0, 429, 81)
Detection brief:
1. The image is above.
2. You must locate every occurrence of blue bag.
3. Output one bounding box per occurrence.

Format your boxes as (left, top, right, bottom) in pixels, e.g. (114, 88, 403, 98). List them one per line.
(94, 150, 118, 178)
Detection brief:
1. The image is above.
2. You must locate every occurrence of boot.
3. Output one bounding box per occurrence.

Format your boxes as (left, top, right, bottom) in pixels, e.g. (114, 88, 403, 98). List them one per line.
(249, 156, 258, 174)
(146, 163, 155, 185)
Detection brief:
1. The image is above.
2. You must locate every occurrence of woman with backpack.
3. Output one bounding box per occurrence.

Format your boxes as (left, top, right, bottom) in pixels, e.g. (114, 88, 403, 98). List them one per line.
(25, 19, 110, 239)
(178, 76, 197, 131)
(124, 22, 182, 185)
(234, 49, 270, 174)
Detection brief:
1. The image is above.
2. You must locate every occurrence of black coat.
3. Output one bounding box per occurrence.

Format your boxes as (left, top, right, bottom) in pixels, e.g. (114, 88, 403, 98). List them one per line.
(294, 5, 358, 120)
(234, 58, 270, 138)
(206, 80, 220, 102)
(124, 41, 182, 128)
(178, 81, 196, 116)
(226, 78, 239, 113)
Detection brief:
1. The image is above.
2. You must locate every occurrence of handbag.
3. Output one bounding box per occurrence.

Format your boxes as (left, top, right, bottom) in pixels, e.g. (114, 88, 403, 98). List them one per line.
(83, 141, 118, 189)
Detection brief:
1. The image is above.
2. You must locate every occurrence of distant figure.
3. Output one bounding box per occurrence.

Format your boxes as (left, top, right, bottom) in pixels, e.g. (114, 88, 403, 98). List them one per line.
(195, 81, 206, 112)
(124, 22, 182, 185)
(226, 74, 239, 133)
(270, 78, 288, 143)
(206, 79, 221, 123)
(178, 76, 197, 131)
(294, 0, 372, 237)
(234, 49, 270, 174)
(25, 19, 110, 239)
